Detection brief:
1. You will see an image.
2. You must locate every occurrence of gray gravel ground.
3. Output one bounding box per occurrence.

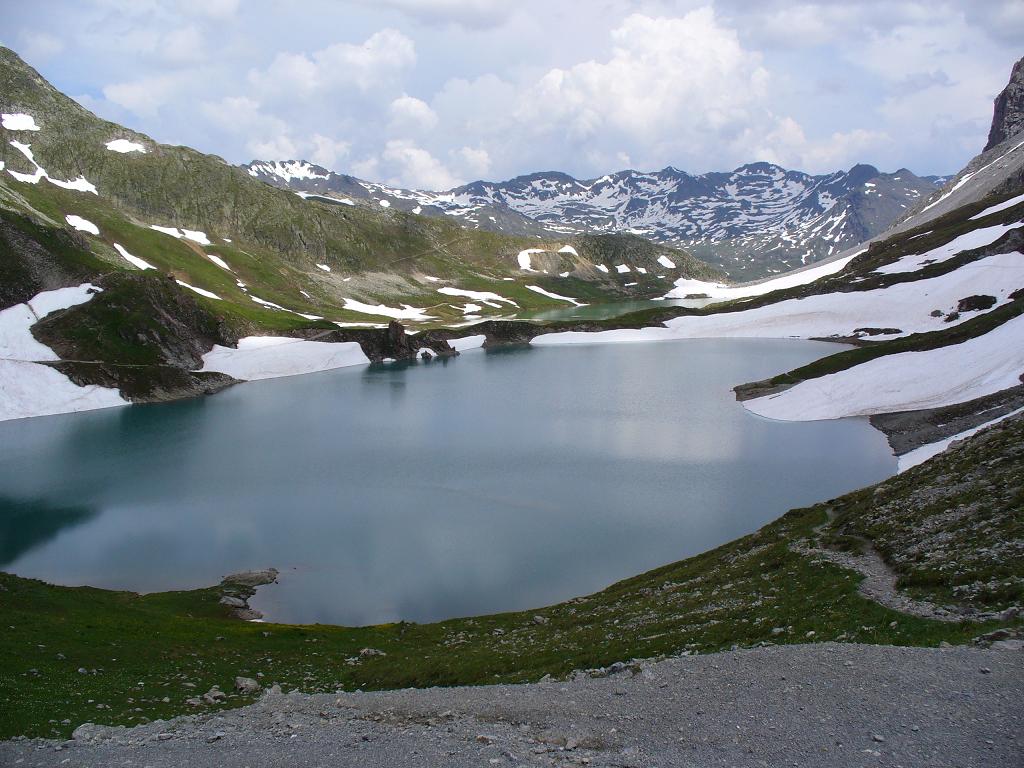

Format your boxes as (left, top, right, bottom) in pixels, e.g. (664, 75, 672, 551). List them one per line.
(3, 643, 1020, 767)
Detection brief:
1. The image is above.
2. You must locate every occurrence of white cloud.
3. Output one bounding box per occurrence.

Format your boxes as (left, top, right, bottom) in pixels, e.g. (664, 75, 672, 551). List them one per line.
(103, 72, 193, 117)
(389, 94, 439, 132)
(454, 146, 491, 177)
(516, 11, 769, 153)
(359, 0, 512, 29)
(177, 0, 239, 18)
(249, 29, 415, 99)
(381, 140, 461, 189)
(13, 0, 1021, 185)
(310, 134, 351, 168)
(737, 116, 890, 171)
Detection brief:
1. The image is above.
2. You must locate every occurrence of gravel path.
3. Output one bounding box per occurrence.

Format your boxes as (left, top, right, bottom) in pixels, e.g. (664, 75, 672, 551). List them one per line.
(3, 643, 1020, 767)
(794, 528, 966, 622)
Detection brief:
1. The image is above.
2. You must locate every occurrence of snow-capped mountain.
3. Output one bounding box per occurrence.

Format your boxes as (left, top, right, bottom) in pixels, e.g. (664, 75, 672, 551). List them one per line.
(245, 160, 939, 279)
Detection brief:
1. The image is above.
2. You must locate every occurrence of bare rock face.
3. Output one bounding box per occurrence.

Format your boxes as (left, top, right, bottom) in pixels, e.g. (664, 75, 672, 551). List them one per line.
(985, 56, 1024, 151)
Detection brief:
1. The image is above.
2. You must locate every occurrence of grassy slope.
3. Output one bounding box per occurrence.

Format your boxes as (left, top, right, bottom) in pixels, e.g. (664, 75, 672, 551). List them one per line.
(3, 413, 1022, 740)
(0, 46, 720, 328)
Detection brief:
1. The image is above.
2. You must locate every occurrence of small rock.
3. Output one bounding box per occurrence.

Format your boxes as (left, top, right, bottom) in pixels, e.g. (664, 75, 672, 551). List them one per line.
(979, 667, 992, 674)
(185, 697, 203, 707)
(532, 615, 549, 625)
(207, 730, 225, 743)
(476, 734, 496, 744)
(234, 676, 261, 694)
(71, 723, 98, 741)
(359, 648, 386, 658)
(203, 686, 227, 704)
(872, 734, 885, 743)
(219, 596, 246, 609)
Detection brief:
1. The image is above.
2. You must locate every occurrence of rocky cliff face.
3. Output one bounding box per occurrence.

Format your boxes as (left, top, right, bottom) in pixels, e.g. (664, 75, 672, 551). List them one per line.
(985, 56, 1024, 151)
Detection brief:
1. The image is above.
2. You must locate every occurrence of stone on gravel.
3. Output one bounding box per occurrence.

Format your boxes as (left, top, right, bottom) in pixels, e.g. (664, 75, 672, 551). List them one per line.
(235, 676, 261, 694)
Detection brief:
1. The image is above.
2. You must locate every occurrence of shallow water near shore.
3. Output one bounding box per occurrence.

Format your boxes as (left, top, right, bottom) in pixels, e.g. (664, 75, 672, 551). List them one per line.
(0, 339, 895, 625)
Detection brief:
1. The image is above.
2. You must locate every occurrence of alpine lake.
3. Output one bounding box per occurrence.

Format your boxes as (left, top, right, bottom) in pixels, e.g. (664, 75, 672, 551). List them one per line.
(0, 338, 895, 626)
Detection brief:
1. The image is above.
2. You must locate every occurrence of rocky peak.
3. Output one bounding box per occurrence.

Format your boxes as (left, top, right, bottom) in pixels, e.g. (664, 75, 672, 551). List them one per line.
(985, 56, 1024, 151)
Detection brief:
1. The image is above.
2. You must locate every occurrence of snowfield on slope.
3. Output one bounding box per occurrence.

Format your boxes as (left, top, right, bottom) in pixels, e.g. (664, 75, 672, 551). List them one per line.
(665, 249, 863, 301)
(874, 222, 1021, 275)
(0, 284, 103, 361)
(0, 284, 127, 421)
(744, 313, 1024, 421)
(535, 251, 1022, 345)
(0, 360, 127, 421)
(199, 337, 370, 381)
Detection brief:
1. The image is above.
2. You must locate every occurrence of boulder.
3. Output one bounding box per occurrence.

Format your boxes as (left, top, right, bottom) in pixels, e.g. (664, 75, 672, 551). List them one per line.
(234, 676, 261, 694)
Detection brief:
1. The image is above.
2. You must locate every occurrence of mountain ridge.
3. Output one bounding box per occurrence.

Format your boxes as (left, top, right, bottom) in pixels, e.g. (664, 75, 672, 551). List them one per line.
(245, 157, 940, 279)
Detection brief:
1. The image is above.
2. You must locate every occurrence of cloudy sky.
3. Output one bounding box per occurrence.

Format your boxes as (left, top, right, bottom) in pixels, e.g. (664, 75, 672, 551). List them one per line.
(3, 1, 1021, 189)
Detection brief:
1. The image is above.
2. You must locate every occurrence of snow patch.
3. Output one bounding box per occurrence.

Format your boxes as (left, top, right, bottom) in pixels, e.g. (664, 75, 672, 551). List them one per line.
(615, 264, 631, 274)
(150, 225, 212, 245)
(105, 139, 146, 154)
(151, 225, 183, 238)
(449, 334, 486, 351)
(657, 255, 676, 269)
(526, 285, 586, 306)
(182, 229, 211, 246)
(969, 191, 1024, 221)
(114, 243, 155, 271)
(0, 283, 102, 362)
(2, 113, 40, 131)
(875, 223, 1022, 275)
(199, 336, 369, 381)
(175, 280, 221, 300)
(558, 244, 579, 256)
(207, 253, 231, 270)
(595, 264, 609, 273)
(0, 360, 127, 422)
(518, 248, 544, 271)
(7, 141, 97, 193)
(666, 250, 862, 301)
(65, 215, 98, 235)
(315, 263, 331, 272)
(342, 298, 433, 321)
(438, 286, 518, 308)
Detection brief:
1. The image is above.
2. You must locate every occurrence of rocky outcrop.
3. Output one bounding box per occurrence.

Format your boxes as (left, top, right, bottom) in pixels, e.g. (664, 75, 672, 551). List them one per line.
(218, 568, 278, 620)
(985, 56, 1024, 151)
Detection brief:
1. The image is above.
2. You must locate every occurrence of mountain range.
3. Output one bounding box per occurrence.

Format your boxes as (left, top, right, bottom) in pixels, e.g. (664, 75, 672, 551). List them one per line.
(246, 159, 948, 280)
